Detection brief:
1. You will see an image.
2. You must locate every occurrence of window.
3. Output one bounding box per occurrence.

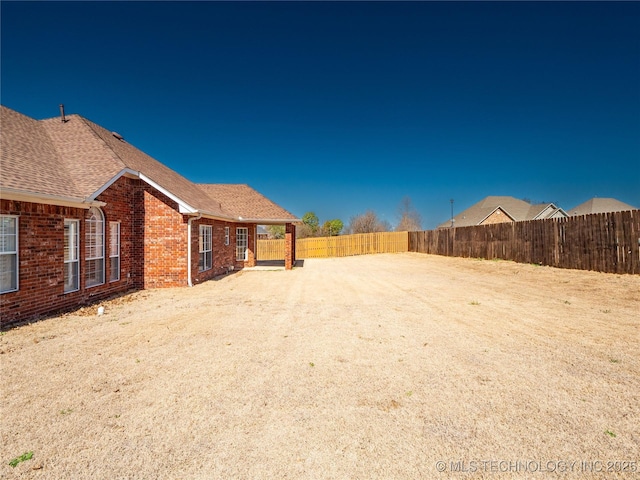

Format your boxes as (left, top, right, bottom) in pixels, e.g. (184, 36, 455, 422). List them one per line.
(199, 225, 212, 271)
(0, 216, 18, 294)
(85, 207, 104, 287)
(64, 220, 79, 293)
(109, 222, 120, 282)
(224, 226, 230, 246)
(236, 227, 248, 261)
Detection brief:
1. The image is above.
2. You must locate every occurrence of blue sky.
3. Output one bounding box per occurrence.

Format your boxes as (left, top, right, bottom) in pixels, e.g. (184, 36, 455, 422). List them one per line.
(2, 2, 639, 229)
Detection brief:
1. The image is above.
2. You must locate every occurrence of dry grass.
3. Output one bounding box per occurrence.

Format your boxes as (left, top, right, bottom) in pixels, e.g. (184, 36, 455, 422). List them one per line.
(1, 253, 638, 479)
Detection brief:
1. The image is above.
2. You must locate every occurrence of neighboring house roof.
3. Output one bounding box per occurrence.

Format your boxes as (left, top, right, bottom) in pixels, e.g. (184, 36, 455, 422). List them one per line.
(439, 196, 567, 228)
(0, 105, 299, 223)
(568, 198, 637, 216)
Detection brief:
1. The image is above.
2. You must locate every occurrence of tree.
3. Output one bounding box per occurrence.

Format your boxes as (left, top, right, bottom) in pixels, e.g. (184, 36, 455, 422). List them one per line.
(395, 196, 422, 232)
(378, 219, 392, 232)
(321, 219, 344, 236)
(347, 210, 390, 234)
(296, 223, 314, 239)
(266, 225, 285, 239)
(302, 212, 319, 235)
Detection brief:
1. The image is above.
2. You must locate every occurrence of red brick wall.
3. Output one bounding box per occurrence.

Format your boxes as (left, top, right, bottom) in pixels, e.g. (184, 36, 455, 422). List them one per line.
(99, 177, 137, 289)
(138, 186, 188, 288)
(191, 219, 231, 284)
(190, 220, 257, 284)
(132, 184, 254, 288)
(0, 177, 138, 326)
(285, 223, 296, 270)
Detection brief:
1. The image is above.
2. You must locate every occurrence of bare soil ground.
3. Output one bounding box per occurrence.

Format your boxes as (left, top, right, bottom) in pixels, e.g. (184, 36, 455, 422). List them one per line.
(1, 253, 638, 479)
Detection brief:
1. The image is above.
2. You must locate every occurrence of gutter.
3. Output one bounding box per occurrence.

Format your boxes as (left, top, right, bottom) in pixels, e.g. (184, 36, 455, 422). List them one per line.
(0, 187, 106, 208)
(196, 210, 238, 222)
(187, 213, 202, 287)
(236, 217, 303, 224)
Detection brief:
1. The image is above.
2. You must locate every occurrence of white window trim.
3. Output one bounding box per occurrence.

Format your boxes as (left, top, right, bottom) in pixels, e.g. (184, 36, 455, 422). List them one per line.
(0, 215, 19, 294)
(224, 226, 230, 246)
(199, 225, 213, 272)
(236, 227, 248, 261)
(64, 219, 80, 294)
(85, 207, 105, 288)
(109, 221, 120, 282)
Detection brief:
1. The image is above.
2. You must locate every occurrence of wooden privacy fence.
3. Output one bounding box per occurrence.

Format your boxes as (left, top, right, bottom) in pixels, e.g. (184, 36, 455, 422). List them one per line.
(257, 231, 409, 260)
(257, 238, 286, 260)
(408, 210, 640, 275)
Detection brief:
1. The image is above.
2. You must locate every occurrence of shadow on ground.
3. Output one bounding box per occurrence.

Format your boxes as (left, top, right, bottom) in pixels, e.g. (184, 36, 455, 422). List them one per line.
(254, 259, 304, 268)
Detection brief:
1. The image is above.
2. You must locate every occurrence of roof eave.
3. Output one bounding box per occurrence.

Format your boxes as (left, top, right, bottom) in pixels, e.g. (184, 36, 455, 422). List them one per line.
(190, 211, 239, 222)
(531, 203, 555, 220)
(86, 169, 203, 214)
(534, 205, 570, 220)
(0, 187, 106, 209)
(236, 217, 302, 225)
(478, 206, 516, 225)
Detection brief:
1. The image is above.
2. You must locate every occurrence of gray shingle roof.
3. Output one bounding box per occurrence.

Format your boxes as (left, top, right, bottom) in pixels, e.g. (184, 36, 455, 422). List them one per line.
(1, 105, 298, 223)
(568, 198, 637, 216)
(197, 184, 298, 223)
(39, 114, 125, 198)
(1, 106, 85, 200)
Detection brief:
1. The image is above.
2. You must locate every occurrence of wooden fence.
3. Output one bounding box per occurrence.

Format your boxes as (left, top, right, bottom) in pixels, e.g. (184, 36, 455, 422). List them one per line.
(257, 231, 409, 260)
(257, 238, 286, 260)
(408, 210, 640, 275)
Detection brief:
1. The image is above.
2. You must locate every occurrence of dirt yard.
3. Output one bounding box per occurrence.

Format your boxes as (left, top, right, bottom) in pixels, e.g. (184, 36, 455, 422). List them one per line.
(1, 253, 638, 479)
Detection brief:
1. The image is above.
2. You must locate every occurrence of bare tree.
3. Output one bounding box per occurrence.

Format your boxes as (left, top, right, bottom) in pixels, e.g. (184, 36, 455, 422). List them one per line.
(395, 196, 422, 232)
(378, 219, 392, 232)
(296, 223, 314, 239)
(347, 210, 390, 234)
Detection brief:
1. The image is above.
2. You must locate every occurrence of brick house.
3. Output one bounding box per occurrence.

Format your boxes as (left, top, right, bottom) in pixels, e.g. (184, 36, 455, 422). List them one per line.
(0, 105, 299, 326)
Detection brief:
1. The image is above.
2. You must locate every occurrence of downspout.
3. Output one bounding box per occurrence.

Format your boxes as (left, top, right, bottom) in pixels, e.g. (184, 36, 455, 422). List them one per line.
(187, 213, 202, 287)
